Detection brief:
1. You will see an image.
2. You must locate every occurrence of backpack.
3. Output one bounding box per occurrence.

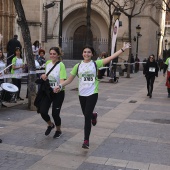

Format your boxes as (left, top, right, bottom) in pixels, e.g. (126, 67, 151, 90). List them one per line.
(76, 61, 97, 78)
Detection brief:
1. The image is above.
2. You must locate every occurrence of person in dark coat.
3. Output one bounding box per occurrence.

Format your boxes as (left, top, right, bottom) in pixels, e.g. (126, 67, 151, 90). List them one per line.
(135, 56, 140, 73)
(158, 57, 164, 72)
(130, 54, 135, 73)
(143, 54, 158, 98)
(7, 35, 22, 71)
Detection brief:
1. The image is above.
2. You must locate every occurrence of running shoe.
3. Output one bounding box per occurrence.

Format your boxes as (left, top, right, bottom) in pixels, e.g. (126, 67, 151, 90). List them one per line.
(53, 131, 62, 139)
(82, 140, 89, 149)
(45, 123, 55, 136)
(92, 112, 98, 126)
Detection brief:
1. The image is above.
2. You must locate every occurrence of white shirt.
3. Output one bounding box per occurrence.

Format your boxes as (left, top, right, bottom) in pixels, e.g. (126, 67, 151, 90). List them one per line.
(78, 61, 96, 96)
(0, 60, 6, 78)
(32, 45, 39, 56)
(46, 62, 61, 89)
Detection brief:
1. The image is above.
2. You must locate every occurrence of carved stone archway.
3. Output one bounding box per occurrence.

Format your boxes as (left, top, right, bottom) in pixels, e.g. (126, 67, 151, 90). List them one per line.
(73, 25, 93, 59)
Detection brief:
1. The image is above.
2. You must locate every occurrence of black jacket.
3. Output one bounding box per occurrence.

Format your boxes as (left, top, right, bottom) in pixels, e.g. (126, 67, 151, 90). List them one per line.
(143, 60, 158, 77)
(34, 79, 53, 113)
(7, 38, 22, 58)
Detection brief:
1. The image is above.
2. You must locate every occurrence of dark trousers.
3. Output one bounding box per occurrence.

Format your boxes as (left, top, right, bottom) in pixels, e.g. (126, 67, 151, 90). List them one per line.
(167, 88, 170, 94)
(12, 78, 21, 98)
(146, 76, 155, 95)
(79, 93, 98, 141)
(40, 91, 65, 127)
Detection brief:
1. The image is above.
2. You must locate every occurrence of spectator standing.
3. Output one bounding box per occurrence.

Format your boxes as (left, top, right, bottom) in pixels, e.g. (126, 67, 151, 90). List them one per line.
(130, 54, 135, 73)
(0, 48, 6, 83)
(135, 57, 140, 73)
(32, 40, 40, 60)
(158, 57, 164, 72)
(11, 47, 24, 101)
(7, 35, 22, 71)
(37, 49, 46, 67)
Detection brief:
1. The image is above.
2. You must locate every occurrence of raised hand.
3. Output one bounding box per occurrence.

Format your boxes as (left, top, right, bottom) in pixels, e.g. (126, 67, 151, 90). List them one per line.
(122, 42, 131, 51)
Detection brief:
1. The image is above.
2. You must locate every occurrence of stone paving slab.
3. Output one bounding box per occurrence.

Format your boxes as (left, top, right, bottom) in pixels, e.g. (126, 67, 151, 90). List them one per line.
(0, 150, 42, 170)
(114, 121, 170, 140)
(0, 108, 35, 122)
(77, 162, 137, 170)
(91, 137, 170, 166)
(128, 110, 170, 121)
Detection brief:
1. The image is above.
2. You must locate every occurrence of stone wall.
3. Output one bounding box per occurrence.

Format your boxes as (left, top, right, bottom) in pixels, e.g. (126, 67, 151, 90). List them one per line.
(0, 0, 15, 51)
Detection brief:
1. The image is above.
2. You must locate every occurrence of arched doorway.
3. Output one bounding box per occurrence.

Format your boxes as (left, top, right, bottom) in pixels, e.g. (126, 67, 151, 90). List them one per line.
(73, 25, 93, 59)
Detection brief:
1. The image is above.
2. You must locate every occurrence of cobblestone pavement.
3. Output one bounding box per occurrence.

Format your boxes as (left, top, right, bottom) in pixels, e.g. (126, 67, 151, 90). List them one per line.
(0, 71, 170, 170)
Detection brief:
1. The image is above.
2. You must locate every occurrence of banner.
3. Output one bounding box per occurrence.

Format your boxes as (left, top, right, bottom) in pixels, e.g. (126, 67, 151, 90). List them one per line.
(111, 19, 119, 55)
(0, 70, 45, 79)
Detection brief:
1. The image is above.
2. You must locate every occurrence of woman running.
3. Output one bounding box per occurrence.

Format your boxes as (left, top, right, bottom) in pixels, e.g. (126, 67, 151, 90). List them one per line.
(40, 47, 67, 138)
(143, 54, 158, 98)
(54, 43, 130, 149)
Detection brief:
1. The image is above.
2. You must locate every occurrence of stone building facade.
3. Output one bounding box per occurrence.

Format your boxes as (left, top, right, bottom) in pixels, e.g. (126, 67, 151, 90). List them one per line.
(0, 0, 166, 61)
(0, 0, 15, 51)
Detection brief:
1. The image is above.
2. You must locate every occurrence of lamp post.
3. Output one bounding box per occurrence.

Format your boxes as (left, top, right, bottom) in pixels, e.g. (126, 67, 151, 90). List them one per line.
(113, 8, 121, 22)
(157, 32, 161, 61)
(58, 0, 63, 47)
(135, 25, 141, 60)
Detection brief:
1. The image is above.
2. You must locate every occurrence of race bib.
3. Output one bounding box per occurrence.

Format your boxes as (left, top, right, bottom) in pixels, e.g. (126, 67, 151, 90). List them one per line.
(49, 80, 58, 88)
(149, 67, 155, 72)
(82, 74, 95, 83)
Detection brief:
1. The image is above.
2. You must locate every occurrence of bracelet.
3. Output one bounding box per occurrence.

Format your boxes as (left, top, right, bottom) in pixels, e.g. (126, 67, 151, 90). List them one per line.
(59, 84, 62, 91)
(121, 48, 124, 52)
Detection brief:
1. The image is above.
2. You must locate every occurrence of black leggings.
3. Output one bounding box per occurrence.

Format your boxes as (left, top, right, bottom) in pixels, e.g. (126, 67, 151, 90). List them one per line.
(12, 78, 21, 98)
(40, 91, 65, 127)
(146, 76, 155, 94)
(79, 93, 98, 141)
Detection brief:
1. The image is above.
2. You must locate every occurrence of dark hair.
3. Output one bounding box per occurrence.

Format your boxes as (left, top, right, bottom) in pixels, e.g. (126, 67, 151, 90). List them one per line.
(148, 54, 155, 62)
(49, 47, 63, 61)
(14, 34, 18, 38)
(33, 40, 39, 48)
(14, 47, 22, 59)
(39, 49, 45, 55)
(0, 48, 5, 62)
(82, 45, 96, 56)
(149, 54, 155, 58)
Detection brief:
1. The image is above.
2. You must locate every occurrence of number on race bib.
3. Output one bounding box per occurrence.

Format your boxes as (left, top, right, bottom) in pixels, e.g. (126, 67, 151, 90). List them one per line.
(149, 67, 155, 72)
